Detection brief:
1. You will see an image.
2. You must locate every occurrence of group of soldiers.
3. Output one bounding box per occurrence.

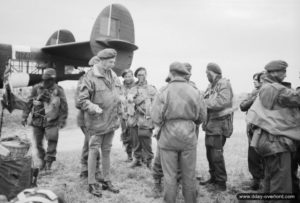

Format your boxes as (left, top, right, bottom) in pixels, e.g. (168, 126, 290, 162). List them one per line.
(240, 61, 300, 202)
(20, 47, 300, 202)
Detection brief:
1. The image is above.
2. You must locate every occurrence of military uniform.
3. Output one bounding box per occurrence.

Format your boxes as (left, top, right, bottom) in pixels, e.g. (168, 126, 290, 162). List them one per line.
(202, 63, 234, 189)
(247, 60, 300, 202)
(240, 88, 264, 188)
(77, 49, 121, 196)
(75, 76, 100, 177)
(120, 73, 135, 161)
(128, 78, 157, 167)
(151, 64, 198, 195)
(22, 69, 68, 169)
(151, 62, 206, 203)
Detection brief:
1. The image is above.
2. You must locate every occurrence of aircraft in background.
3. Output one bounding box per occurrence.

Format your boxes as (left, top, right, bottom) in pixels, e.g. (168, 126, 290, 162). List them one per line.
(0, 3, 138, 88)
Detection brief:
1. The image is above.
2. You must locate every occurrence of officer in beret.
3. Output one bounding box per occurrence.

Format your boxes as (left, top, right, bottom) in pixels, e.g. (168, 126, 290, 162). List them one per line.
(77, 48, 121, 196)
(240, 71, 265, 190)
(200, 62, 234, 191)
(120, 69, 136, 162)
(22, 68, 68, 172)
(150, 62, 206, 203)
(128, 67, 157, 168)
(247, 60, 300, 200)
(76, 58, 101, 181)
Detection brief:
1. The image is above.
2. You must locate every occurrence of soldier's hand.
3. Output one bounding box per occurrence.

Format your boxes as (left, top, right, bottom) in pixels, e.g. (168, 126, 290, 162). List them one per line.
(94, 105, 103, 115)
(33, 100, 42, 106)
(21, 118, 27, 127)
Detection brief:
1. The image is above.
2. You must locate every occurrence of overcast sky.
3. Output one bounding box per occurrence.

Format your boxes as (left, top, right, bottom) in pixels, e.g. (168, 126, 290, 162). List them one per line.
(0, 0, 299, 93)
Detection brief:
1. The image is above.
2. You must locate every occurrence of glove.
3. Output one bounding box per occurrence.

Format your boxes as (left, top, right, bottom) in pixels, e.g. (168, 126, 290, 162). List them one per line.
(21, 118, 27, 126)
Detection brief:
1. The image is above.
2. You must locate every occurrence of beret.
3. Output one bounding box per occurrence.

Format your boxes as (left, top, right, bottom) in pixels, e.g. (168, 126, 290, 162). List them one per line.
(88, 56, 100, 66)
(42, 68, 56, 80)
(134, 67, 147, 77)
(207, 63, 222, 75)
(96, 48, 117, 59)
(264, 60, 288, 72)
(169, 62, 190, 75)
(183, 62, 192, 73)
(121, 69, 133, 78)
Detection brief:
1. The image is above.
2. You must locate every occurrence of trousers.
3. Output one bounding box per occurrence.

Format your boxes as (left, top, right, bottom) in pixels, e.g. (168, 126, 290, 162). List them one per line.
(33, 126, 58, 162)
(131, 126, 153, 163)
(160, 148, 197, 203)
(80, 126, 100, 172)
(88, 131, 114, 184)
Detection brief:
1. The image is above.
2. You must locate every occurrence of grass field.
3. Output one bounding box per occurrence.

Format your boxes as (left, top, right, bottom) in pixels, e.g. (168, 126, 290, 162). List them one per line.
(1, 88, 260, 203)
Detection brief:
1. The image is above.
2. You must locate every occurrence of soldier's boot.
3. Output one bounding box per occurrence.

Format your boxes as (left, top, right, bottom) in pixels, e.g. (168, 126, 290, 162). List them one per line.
(199, 178, 216, 186)
(102, 181, 120, 193)
(213, 181, 227, 192)
(130, 159, 142, 168)
(88, 183, 102, 197)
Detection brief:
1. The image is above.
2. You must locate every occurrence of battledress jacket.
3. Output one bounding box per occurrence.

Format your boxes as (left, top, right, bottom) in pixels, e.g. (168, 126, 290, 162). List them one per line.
(77, 66, 122, 135)
(150, 77, 206, 150)
(127, 81, 157, 130)
(246, 76, 300, 156)
(203, 76, 234, 137)
(22, 83, 68, 128)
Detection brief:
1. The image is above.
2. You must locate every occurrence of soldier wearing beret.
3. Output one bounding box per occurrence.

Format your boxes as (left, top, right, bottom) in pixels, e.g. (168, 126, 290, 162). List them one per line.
(128, 67, 157, 168)
(76, 59, 101, 181)
(240, 71, 265, 190)
(151, 62, 206, 203)
(120, 69, 136, 162)
(200, 63, 234, 191)
(77, 48, 121, 197)
(247, 60, 300, 201)
(22, 68, 68, 172)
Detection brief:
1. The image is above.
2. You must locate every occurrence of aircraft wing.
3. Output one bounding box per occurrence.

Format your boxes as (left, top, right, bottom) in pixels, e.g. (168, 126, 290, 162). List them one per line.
(41, 41, 93, 62)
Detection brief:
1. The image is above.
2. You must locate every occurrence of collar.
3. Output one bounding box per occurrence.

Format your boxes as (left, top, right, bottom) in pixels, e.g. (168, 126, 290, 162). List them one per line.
(92, 65, 106, 77)
(264, 75, 291, 88)
(170, 76, 187, 83)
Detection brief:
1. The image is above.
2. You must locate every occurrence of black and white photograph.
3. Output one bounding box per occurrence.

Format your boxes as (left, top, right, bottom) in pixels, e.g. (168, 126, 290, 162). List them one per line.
(0, 0, 299, 202)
